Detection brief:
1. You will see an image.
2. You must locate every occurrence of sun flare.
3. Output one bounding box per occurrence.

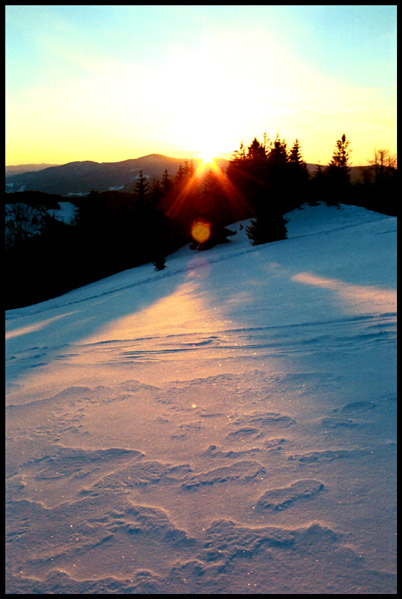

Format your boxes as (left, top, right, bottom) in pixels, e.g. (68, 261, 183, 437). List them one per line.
(199, 148, 217, 165)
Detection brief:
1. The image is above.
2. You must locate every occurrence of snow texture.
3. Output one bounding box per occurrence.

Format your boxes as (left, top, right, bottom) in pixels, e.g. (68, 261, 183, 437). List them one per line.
(6, 203, 396, 593)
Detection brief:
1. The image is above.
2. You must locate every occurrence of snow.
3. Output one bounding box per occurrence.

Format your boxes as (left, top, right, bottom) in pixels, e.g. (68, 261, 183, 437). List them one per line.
(109, 185, 125, 191)
(51, 201, 77, 224)
(5, 203, 396, 594)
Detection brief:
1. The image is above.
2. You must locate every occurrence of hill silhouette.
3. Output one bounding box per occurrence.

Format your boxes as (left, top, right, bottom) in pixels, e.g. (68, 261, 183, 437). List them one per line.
(6, 154, 369, 197)
(5, 154, 229, 196)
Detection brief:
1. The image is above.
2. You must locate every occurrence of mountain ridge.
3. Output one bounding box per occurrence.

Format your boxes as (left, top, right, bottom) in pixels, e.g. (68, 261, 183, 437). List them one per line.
(5, 154, 366, 196)
(5, 154, 221, 196)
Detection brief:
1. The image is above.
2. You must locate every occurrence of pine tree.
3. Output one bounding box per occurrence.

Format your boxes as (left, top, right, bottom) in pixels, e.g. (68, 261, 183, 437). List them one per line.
(161, 169, 172, 196)
(232, 140, 246, 163)
(267, 134, 287, 167)
(183, 160, 195, 179)
(148, 177, 163, 207)
(153, 254, 166, 271)
(329, 133, 351, 172)
(247, 137, 267, 163)
(325, 134, 351, 206)
(287, 139, 309, 209)
(288, 139, 306, 170)
(246, 206, 288, 246)
(263, 131, 269, 153)
(309, 164, 323, 205)
(133, 170, 149, 206)
(174, 163, 185, 186)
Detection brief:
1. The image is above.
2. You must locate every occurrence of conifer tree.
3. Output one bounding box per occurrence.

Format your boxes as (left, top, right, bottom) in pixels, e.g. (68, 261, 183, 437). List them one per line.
(247, 137, 267, 163)
(161, 169, 172, 196)
(174, 163, 185, 186)
(309, 164, 323, 205)
(325, 133, 352, 206)
(149, 177, 163, 207)
(329, 133, 351, 172)
(267, 134, 287, 167)
(232, 140, 246, 163)
(246, 205, 288, 245)
(287, 139, 309, 209)
(133, 170, 149, 206)
(153, 254, 166, 271)
(288, 139, 307, 170)
(183, 160, 195, 179)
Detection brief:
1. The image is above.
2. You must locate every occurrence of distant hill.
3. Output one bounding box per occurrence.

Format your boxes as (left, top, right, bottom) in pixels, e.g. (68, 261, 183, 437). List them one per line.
(5, 154, 229, 196)
(5, 154, 367, 196)
(306, 163, 367, 184)
(5, 163, 59, 176)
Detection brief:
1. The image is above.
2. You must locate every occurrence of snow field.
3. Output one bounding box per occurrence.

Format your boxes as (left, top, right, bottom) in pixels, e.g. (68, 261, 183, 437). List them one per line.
(6, 203, 396, 593)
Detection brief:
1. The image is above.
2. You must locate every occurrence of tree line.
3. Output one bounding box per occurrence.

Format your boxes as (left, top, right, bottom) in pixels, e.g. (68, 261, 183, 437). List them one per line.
(5, 133, 397, 308)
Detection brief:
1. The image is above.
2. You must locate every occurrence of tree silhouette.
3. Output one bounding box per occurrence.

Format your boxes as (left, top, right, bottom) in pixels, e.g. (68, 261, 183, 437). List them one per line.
(247, 137, 267, 163)
(133, 170, 150, 207)
(246, 205, 288, 246)
(325, 133, 351, 206)
(161, 169, 172, 196)
(287, 139, 309, 210)
(368, 149, 397, 186)
(309, 164, 324, 205)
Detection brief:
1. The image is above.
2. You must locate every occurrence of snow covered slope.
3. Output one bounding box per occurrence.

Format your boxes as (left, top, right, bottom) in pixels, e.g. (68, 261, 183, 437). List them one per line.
(6, 203, 396, 593)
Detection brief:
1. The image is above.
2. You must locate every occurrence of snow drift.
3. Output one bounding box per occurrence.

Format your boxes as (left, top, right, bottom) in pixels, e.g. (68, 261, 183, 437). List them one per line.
(6, 203, 396, 593)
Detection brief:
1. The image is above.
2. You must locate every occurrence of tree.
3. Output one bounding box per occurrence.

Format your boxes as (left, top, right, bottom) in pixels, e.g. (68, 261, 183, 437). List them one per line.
(149, 177, 163, 207)
(362, 148, 397, 215)
(288, 139, 307, 172)
(232, 140, 246, 163)
(267, 134, 287, 167)
(246, 205, 288, 246)
(329, 133, 351, 170)
(265, 134, 292, 213)
(153, 254, 166, 271)
(183, 160, 195, 179)
(161, 169, 172, 196)
(5, 202, 47, 249)
(287, 139, 309, 210)
(368, 149, 397, 185)
(325, 133, 352, 206)
(247, 137, 267, 163)
(133, 170, 149, 206)
(309, 164, 324, 205)
(227, 133, 291, 242)
(174, 160, 195, 186)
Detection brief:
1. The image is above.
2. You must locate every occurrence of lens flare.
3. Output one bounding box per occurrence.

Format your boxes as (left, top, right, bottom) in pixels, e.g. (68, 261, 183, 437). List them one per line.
(191, 219, 211, 244)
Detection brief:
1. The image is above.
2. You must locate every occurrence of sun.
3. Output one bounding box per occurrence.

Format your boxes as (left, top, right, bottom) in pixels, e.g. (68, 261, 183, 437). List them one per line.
(198, 143, 218, 165)
(199, 151, 217, 166)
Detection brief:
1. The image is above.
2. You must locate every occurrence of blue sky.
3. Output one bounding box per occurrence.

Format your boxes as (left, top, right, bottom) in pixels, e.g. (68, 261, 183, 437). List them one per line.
(6, 5, 397, 165)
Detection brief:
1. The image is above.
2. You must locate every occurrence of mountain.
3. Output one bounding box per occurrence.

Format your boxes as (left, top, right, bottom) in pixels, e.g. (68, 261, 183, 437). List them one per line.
(5, 155, 366, 196)
(5, 154, 230, 196)
(5, 203, 396, 594)
(306, 163, 367, 184)
(5, 163, 59, 176)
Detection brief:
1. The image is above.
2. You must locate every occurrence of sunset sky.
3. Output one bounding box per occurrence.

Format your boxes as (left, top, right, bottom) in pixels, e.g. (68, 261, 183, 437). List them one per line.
(6, 5, 397, 166)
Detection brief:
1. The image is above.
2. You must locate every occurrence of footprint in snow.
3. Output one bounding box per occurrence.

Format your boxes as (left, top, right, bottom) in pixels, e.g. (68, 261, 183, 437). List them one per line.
(225, 427, 263, 441)
(321, 417, 358, 429)
(181, 460, 266, 490)
(341, 400, 376, 412)
(255, 479, 325, 511)
(234, 412, 295, 428)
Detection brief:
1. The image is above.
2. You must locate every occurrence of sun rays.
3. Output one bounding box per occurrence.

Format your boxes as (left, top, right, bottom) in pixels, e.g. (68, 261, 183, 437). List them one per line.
(165, 157, 249, 229)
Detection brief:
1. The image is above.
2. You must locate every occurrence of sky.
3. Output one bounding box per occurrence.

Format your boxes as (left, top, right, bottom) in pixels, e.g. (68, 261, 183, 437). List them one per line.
(5, 5, 397, 166)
